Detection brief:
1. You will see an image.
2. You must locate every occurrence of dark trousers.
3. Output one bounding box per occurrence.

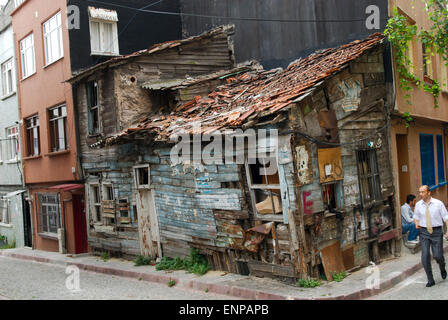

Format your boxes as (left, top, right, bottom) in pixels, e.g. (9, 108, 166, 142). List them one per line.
(420, 227, 446, 282)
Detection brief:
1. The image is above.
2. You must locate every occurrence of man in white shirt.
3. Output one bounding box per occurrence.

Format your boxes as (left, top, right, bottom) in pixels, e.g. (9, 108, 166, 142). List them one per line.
(414, 185, 448, 287)
(401, 194, 419, 243)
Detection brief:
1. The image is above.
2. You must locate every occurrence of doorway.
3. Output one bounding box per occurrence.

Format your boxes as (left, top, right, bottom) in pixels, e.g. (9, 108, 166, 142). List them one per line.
(396, 134, 411, 206)
(136, 189, 161, 259)
(73, 194, 88, 254)
(22, 196, 32, 248)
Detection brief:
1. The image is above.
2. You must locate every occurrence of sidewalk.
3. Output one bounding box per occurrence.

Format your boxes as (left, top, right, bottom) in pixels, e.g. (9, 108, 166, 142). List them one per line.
(1, 241, 447, 300)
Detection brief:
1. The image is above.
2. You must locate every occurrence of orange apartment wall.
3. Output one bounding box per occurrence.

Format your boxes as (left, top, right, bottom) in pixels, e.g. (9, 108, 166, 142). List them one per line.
(11, 0, 80, 185)
(389, 0, 448, 219)
(29, 188, 77, 253)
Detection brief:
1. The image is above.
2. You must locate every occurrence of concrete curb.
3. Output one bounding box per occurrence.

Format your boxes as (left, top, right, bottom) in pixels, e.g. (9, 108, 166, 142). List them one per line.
(1, 246, 447, 300)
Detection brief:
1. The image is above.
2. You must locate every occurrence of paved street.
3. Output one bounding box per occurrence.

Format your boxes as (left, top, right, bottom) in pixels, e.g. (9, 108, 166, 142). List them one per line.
(0, 256, 237, 300)
(370, 261, 448, 300)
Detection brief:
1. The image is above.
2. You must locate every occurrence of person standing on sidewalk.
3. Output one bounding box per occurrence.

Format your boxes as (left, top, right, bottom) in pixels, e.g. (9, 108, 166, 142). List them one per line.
(401, 194, 419, 244)
(414, 185, 448, 287)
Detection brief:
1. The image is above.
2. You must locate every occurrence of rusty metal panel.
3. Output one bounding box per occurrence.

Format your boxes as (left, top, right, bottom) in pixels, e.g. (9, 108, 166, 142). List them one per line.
(317, 147, 344, 183)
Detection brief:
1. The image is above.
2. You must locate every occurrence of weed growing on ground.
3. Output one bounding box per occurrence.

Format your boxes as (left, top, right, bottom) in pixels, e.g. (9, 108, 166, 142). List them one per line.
(297, 278, 321, 288)
(134, 255, 152, 266)
(331, 271, 347, 282)
(0, 241, 15, 250)
(101, 252, 110, 262)
(156, 248, 211, 275)
(168, 279, 176, 287)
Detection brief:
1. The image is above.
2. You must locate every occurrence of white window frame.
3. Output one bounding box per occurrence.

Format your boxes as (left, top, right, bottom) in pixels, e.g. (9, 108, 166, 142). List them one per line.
(20, 33, 36, 80)
(48, 104, 68, 152)
(89, 19, 119, 56)
(5, 126, 19, 162)
(43, 11, 64, 66)
(245, 155, 284, 222)
(38, 193, 61, 235)
(134, 164, 150, 189)
(0, 197, 10, 225)
(1, 58, 15, 97)
(25, 115, 40, 157)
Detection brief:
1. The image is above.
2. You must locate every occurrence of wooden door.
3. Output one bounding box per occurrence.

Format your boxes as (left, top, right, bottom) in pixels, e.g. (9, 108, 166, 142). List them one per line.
(136, 189, 161, 258)
(73, 194, 88, 254)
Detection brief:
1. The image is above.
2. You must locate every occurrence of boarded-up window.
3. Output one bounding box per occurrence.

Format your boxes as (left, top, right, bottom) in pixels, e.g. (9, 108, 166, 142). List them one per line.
(356, 149, 381, 207)
(118, 199, 130, 224)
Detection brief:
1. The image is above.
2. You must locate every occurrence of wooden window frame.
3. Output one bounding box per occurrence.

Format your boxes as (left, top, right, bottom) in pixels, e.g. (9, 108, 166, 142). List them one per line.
(25, 115, 40, 157)
(89, 183, 102, 224)
(48, 104, 68, 153)
(86, 80, 101, 136)
(356, 149, 382, 209)
(134, 164, 151, 190)
(245, 156, 284, 222)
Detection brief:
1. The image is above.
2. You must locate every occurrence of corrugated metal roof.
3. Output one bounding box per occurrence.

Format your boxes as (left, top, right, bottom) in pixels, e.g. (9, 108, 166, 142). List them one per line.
(99, 33, 384, 147)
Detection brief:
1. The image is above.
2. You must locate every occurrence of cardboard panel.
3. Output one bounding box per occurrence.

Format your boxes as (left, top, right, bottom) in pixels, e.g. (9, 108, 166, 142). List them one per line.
(318, 147, 344, 183)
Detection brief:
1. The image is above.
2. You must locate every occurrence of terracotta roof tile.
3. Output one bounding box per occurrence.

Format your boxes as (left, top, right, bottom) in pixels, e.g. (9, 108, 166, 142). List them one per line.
(101, 33, 384, 146)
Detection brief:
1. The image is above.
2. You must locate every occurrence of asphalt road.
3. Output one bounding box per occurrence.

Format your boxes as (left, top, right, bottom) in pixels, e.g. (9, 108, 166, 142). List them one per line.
(0, 256, 238, 300)
(370, 260, 448, 300)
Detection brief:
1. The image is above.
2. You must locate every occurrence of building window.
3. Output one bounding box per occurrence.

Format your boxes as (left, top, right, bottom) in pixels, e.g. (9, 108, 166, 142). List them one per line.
(90, 184, 101, 223)
(48, 105, 68, 152)
(6, 126, 19, 161)
(88, 7, 119, 56)
(422, 43, 434, 79)
(419, 134, 436, 187)
(1, 58, 15, 97)
(38, 194, 61, 234)
(0, 196, 10, 225)
(25, 115, 40, 157)
(441, 63, 448, 92)
(322, 182, 344, 212)
(356, 149, 382, 208)
(20, 33, 35, 79)
(436, 135, 445, 184)
(103, 184, 114, 201)
(134, 165, 150, 189)
(86, 81, 100, 135)
(245, 156, 283, 220)
(43, 11, 63, 66)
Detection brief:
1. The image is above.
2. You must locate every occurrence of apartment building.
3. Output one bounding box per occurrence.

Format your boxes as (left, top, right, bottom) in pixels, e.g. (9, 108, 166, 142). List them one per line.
(10, 0, 181, 253)
(389, 0, 448, 217)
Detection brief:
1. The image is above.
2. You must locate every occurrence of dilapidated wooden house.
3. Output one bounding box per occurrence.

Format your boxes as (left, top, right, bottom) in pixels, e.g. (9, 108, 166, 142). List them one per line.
(71, 30, 398, 281)
(68, 25, 237, 258)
